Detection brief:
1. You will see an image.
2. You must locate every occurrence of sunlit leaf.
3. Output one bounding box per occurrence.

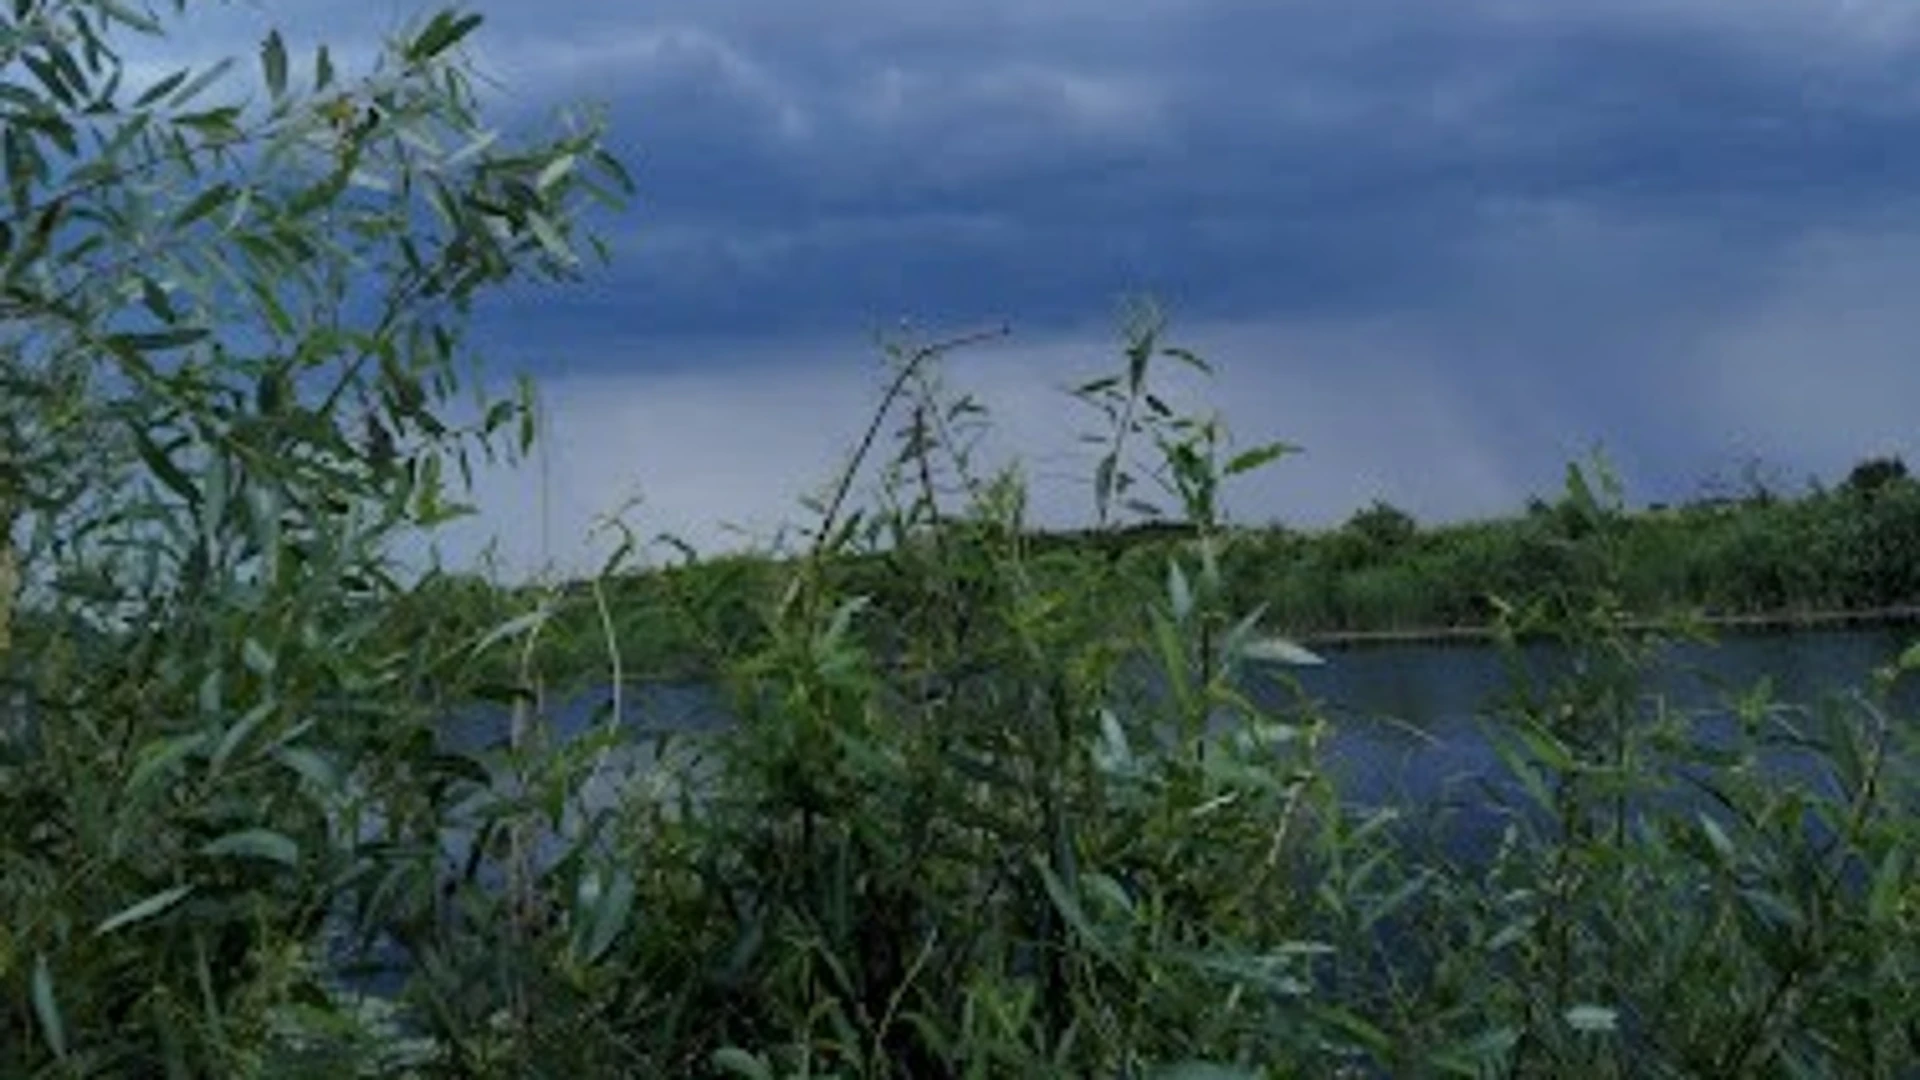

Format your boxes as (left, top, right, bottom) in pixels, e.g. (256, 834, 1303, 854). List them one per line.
(1565, 1004, 1619, 1033)
(1896, 641, 1920, 673)
(31, 955, 66, 1060)
(1167, 557, 1193, 622)
(525, 209, 575, 265)
(1240, 637, 1324, 667)
(200, 828, 299, 867)
(577, 868, 636, 964)
(240, 636, 275, 678)
(1698, 812, 1735, 865)
(1513, 719, 1575, 773)
(98, 0, 164, 33)
(1094, 707, 1132, 772)
(470, 608, 551, 657)
(96, 885, 195, 935)
(535, 152, 575, 194)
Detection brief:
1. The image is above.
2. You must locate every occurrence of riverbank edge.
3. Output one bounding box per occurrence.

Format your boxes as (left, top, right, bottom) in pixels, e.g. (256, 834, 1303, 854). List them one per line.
(1298, 604, 1920, 650)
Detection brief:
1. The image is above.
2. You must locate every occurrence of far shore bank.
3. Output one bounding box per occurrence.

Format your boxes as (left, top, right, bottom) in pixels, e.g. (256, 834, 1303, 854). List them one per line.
(1297, 604, 1920, 650)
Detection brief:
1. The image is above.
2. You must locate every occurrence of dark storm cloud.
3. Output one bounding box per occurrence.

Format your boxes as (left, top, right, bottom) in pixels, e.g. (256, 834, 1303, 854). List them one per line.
(117, 1, 1920, 566)
(443, 0, 1920, 350)
(142, 0, 1920, 340)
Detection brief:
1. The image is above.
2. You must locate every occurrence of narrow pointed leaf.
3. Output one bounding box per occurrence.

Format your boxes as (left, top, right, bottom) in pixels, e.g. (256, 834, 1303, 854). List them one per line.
(711, 1048, 774, 1080)
(97, 885, 195, 935)
(200, 828, 299, 867)
(274, 746, 342, 794)
(1564, 1004, 1619, 1033)
(580, 869, 636, 963)
(1241, 637, 1324, 666)
(166, 57, 234, 107)
(1167, 558, 1193, 622)
(134, 67, 189, 107)
(535, 152, 575, 194)
(125, 731, 209, 796)
(31, 955, 66, 1059)
(260, 31, 287, 99)
(525, 210, 575, 265)
(127, 425, 197, 504)
(172, 182, 233, 229)
(1225, 441, 1299, 476)
(409, 11, 484, 62)
(109, 328, 208, 352)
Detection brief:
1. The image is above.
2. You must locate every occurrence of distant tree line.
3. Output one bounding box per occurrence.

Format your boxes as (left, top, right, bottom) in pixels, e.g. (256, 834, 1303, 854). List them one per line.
(1211, 454, 1920, 635)
(403, 454, 1920, 685)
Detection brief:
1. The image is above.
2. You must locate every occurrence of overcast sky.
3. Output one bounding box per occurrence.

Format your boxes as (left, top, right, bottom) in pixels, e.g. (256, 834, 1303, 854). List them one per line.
(138, 0, 1920, 575)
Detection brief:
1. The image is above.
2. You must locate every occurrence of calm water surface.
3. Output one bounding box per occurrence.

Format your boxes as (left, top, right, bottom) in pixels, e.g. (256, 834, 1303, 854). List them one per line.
(1295, 626, 1918, 808)
(445, 625, 1920, 815)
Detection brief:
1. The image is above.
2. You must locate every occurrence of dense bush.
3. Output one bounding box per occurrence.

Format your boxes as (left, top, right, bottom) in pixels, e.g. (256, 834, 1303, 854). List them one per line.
(0, 2, 631, 1072)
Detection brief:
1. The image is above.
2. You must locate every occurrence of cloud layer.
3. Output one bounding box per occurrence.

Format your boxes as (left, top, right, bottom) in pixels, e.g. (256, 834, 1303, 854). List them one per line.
(115, 0, 1920, 573)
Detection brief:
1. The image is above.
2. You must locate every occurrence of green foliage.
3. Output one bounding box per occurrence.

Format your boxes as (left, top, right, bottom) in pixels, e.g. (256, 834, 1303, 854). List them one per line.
(1202, 462, 1920, 640)
(1842, 455, 1910, 499)
(2, 5, 1916, 1075)
(1341, 499, 1418, 562)
(0, 1, 631, 1072)
(450, 319, 1917, 1077)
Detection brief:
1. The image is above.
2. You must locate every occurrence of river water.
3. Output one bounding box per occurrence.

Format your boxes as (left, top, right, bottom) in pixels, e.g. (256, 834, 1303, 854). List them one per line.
(1300, 626, 1918, 803)
(443, 624, 1920, 826)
